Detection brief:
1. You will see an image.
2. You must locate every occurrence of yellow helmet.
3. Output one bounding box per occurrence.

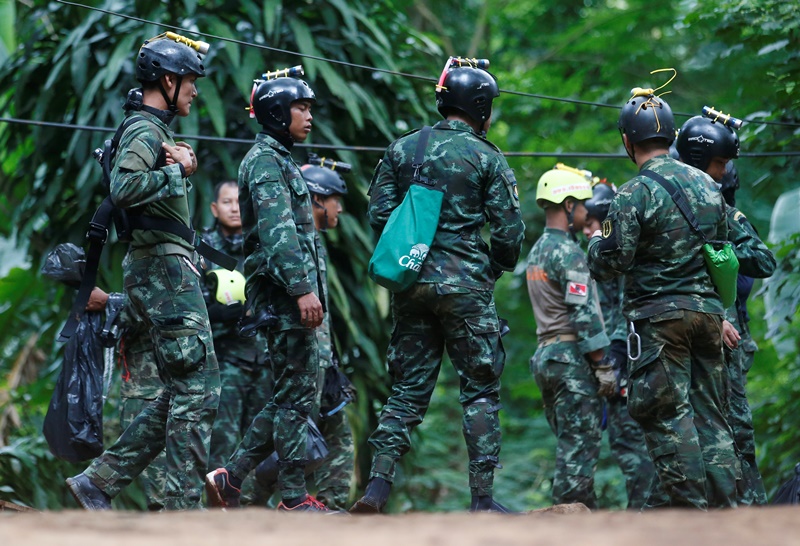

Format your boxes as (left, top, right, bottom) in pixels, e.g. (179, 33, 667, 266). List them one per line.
(535, 163, 593, 208)
(206, 269, 246, 305)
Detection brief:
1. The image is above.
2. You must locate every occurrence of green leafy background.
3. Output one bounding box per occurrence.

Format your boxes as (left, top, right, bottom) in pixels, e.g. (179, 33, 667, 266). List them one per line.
(1, 0, 798, 511)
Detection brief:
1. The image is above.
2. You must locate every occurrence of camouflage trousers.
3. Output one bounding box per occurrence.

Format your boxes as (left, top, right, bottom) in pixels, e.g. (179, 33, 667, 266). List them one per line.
(242, 363, 355, 509)
(627, 309, 737, 509)
(226, 325, 319, 501)
(368, 283, 505, 497)
(531, 341, 603, 509)
(119, 397, 167, 511)
(606, 396, 656, 510)
(725, 339, 767, 505)
(209, 357, 272, 470)
(605, 339, 656, 510)
(85, 253, 220, 510)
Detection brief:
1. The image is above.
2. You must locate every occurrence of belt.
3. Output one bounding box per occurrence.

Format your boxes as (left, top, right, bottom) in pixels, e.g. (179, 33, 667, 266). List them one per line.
(130, 242, 195, 262)
(538, 333, 578, 347)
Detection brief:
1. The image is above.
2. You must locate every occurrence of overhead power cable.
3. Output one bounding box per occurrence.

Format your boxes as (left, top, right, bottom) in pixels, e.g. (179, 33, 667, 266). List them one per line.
(54, 0, 800, 129)
(3, 116, 799, 159)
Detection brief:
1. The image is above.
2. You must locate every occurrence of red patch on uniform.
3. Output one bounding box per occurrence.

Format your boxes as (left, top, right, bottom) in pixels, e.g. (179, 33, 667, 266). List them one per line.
(568, 282, 587, 296)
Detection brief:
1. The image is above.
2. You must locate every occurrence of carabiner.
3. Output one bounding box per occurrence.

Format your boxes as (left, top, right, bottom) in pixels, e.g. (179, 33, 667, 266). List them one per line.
(627, 321, 642, 362)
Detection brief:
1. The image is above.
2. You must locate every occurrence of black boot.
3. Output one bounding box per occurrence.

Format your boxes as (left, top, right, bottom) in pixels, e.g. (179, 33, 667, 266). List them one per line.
(66, 473, 112, 510)
(350, 477, 391, 514)
(470, 495, 515, 513)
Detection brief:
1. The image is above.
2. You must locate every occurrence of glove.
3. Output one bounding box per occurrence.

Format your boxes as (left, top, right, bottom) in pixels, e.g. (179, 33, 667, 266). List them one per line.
(593, 364, 617, 398)
(207, 301, 244, 324)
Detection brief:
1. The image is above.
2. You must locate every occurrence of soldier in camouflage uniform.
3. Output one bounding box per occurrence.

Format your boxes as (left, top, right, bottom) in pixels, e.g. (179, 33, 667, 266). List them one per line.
(675, 117, 776, 505)
(205, 73, 329, 512)
(66, 35, 220, 511)
(303, 164, 355, 510)
(587, 90, 737, 509)
(202, 181, 271, 474)
(351, 61, 525, 514)
(582, 181, 656, 510)
(526, 165, 615, 510)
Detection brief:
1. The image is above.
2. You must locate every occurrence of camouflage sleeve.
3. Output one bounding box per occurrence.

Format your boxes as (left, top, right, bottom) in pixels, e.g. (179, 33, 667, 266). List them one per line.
(588, 181, 645, 282)
(484, 154, 525, 274)
(561, 249, 610, 355)
(110, 123, 185, 209)
(367, 147, 401, 235)
(727, 207, 776, 279)
(249, 154, 313, 295)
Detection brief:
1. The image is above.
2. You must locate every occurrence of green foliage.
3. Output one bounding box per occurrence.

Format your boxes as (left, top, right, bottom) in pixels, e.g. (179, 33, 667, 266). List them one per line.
(1, 0, 799, 511)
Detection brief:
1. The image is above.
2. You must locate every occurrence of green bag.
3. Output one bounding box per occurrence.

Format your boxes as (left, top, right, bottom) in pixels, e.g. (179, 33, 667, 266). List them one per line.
(368, 126, 444, 292)
(702, 242, 739, 308)
(641, 169, 740, 308)
(368, 183, 444, 292)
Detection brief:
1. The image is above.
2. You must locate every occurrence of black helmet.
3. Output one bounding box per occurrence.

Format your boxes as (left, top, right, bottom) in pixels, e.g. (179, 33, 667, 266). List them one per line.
(136, 37, 206, 83)
(301, 165, 348, 196)
(719, 161, 739, 207)
(252, 77, 316, 134)
(436, 67, 499, 127)
(584, 183, 616, 222)
(676, 115, 740, 172)
(618, 92, 676, 146)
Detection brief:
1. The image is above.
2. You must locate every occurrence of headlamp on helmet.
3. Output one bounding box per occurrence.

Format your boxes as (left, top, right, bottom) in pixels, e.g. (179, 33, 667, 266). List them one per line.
(676, 115, 740, 172)
(301, 163, 348, 197)
(249, 66, 316, 135)
(135, 32, 208, 83)
(435, 56, 499, 129)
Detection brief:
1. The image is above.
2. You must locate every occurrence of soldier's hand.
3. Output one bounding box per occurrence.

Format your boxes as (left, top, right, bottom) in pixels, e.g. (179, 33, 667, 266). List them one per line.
(86, 287, 109, 312)
(722, 319, 741, 349)
(593, 365, 617, 398)
(162, 142, 197, 176)
(296, 292, 323, 328)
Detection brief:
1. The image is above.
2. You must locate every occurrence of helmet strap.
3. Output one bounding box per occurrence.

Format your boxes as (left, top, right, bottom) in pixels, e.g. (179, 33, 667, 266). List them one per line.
(621, 131, 636, 163)
(312, 195, 329, 231)
(157, 75, 183, 113)
(563, 200, 577, 239)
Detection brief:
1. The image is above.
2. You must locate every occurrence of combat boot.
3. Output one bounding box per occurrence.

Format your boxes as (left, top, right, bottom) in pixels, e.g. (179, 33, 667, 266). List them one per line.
(277, 494, 329, 512)
(66, 473, 112, 510)
(469, 496, 515, 513)
(349, 477, 391, 514)
(205, 468, 241, 508)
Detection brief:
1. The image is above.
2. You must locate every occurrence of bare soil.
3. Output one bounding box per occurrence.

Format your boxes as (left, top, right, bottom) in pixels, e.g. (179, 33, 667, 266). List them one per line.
(1, 504, 799, 546)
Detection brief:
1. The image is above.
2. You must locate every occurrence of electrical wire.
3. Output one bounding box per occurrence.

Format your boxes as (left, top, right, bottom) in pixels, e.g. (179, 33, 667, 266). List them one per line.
(3, 116, 798, 158)
(53, 0, 800, 128)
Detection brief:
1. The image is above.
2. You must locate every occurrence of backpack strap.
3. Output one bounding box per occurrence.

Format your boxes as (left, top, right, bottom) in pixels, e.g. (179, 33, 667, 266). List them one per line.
(411, 126, 434, 186)
(640, 169, 706, 241)
(58, 197, 116, 341)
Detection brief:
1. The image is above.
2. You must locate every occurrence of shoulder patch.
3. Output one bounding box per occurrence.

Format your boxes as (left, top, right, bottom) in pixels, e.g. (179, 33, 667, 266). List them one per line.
(602, 219, 613, 238)
(734, 210, 746, 223)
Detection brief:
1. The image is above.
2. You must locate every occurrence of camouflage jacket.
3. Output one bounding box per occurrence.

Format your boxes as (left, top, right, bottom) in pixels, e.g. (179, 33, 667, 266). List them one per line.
(596, 277, 627, 343)
(726, 206, 776, 279)
(368, 119, 525, 290)
(588, 155, 727, 321)
(238, 133, 319, 329)
(201, 226, 266, 364)
(527, 228, 609, 356)
(110, 110, 194, 252)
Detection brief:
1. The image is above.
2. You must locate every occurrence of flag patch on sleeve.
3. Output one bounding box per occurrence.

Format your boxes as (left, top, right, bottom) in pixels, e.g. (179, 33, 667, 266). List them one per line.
(568, 282, 587, 297)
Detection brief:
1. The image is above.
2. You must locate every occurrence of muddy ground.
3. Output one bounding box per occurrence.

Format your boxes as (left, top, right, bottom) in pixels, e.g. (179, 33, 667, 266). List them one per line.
(1, 504, 799, 546)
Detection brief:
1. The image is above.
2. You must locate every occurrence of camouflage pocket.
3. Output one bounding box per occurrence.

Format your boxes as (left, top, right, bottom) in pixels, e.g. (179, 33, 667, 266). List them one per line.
(626, 343, 678, 423)
(463, 316, 505, 380)
(288, 171, 314, 226)
(152, 326, 208, 380)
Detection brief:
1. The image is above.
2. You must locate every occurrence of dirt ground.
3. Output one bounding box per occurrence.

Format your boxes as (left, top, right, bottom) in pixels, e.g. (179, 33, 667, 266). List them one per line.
(1, 504, 799, 546)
